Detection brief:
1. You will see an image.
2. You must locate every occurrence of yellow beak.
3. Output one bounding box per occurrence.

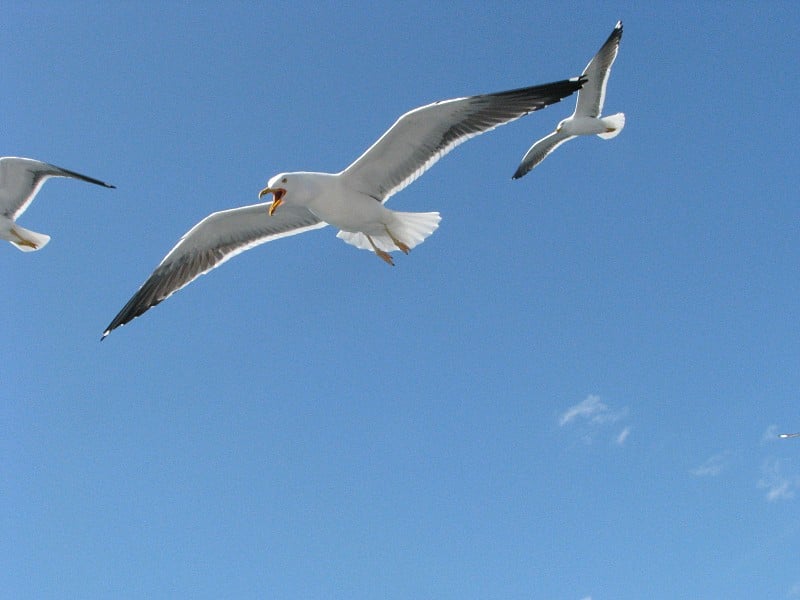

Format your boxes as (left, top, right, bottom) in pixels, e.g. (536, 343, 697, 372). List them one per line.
(259, 187, 284, 216)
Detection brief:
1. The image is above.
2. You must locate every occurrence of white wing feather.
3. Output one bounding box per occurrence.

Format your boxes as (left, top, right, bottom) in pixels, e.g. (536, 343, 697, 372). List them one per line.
(103, 203, 325, 337)
(0, 156, 114, 219)
(574, 21, 623, 118)
(512, 131, 576, 179)
(341, 78, 585, 202)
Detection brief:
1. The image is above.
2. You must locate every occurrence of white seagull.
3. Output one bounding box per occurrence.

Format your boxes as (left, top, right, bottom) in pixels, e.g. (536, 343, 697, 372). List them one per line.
(512, 21, 625, 179)
(102, 76, 585, 338)
(0, 157, 115, 251)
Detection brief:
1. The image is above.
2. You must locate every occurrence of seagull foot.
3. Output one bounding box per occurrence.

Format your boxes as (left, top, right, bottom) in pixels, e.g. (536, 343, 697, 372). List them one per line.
(384, 226, 410, 254)
(366, 234, 395, 266)
(12, 230, 38, 249)
(375, 248, 395, 266)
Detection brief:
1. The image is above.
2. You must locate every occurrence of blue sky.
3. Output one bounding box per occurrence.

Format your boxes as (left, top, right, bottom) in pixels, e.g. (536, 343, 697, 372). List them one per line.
(3, 2, 799, 598)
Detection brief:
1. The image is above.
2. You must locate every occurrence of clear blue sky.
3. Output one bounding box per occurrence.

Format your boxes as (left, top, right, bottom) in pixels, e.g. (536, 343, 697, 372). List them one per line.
(4, 2, 799, 598)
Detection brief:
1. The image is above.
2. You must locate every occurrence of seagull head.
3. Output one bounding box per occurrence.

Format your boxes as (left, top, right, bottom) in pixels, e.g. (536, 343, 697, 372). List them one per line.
(259, 173, 289, 216)
(556, 118, 568, 134)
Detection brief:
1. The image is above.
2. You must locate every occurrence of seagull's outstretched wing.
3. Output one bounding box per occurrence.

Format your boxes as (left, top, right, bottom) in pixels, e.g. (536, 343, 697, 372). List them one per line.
(341, 77, 585, 202)
(512, 130, 576, 179)
(574, 21, 623, 118)
(0, 156, 115, 219)
(102, 203, 325, 338)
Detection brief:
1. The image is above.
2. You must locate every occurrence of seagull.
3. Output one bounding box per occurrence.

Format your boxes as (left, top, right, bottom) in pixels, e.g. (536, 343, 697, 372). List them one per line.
(779, 432, 800, 439)
(0, 157, 115, 251)
(102, 76, 585, 338)
(512, 21, 625, 179)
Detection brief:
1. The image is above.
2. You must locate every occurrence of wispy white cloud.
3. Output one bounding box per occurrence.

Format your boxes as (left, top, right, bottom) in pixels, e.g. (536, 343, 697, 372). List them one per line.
(559, 394, 627, 426)
(615, 426, 631, 446)
(558, 395, 631, 446)
(762, 424, 780, 443)
(559, 395, 607, 426)
(757, 458, 800, 502)
(690, 452, 729, 477)
(788, 581, 800, 597)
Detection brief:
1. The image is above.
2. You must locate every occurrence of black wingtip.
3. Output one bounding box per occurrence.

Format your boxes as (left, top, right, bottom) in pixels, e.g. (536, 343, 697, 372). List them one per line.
(565, 75, 588, 95)
(609, 21, 623, 43)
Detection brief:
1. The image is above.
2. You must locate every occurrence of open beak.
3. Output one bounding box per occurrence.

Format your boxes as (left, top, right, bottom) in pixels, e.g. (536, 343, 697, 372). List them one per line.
(259, 187, 286, 216)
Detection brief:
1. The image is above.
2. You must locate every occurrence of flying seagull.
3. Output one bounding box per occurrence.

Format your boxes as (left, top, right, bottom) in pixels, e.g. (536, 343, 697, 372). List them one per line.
(512, 21, 625, 179)
(0, 157, 115, 251)
(779, 432, 800, 439)
(102, 76, 585, 338)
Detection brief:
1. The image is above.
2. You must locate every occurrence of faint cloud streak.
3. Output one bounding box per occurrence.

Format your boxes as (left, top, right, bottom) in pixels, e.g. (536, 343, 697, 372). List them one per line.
(757, 458, 800, 502)
(558, 394, 630, 445)
(690, 452, 729, 477)
(559, 395, 607, 426)
(762, 424, 780, 443)
(615, 426, 631, 446)
(559, 394, 627, 426)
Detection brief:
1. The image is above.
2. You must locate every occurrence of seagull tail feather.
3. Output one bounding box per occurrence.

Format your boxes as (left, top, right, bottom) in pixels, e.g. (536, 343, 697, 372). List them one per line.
(8, 225, 51, 252)
(388, 211, 441, 251)
(336, 211, 441, 253)
(597, 113, 625, 139)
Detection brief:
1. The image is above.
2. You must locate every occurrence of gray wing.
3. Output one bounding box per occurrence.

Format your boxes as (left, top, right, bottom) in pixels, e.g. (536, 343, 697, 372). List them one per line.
(512, 130, 576, 179)
(0, 156, 115, 219)
(574, 21, 623, 118)
(102, 203, 325, 338)
(341, 77, 585, 202)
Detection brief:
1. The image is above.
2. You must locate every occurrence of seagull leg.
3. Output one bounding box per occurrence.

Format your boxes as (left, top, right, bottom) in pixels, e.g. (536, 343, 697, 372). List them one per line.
(384, 226, 410, 255)
(11, 227, 39, 249)
(366, 234, 394, 266)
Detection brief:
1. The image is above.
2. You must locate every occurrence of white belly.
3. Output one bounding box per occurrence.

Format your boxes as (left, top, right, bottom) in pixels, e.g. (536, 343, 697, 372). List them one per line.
(308, 189, 391, 235)
(563, 116, 608, 136)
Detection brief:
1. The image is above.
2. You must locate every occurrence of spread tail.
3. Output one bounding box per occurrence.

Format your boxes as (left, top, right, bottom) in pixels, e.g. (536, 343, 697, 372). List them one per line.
(337, 211, 441, 253)
(8, 224, 51, 252)
(597, 112, 625, 139)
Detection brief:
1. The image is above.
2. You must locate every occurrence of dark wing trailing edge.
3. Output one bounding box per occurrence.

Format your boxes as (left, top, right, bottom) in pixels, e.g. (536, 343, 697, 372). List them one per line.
(102, 203, 325, 338)
(512, 130, 576, 179)
(48, 163, 116, 190)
